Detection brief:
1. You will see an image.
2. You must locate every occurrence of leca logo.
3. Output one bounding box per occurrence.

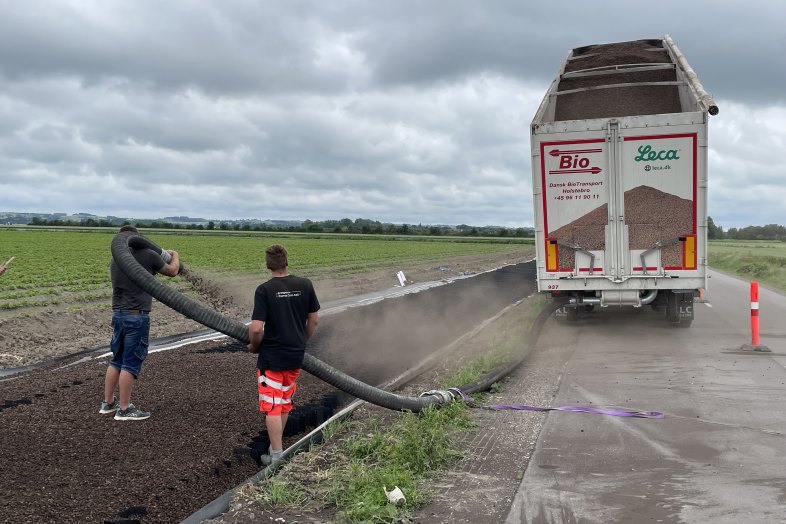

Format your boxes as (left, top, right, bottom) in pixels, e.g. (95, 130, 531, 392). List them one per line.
(634, 145, 680, 161)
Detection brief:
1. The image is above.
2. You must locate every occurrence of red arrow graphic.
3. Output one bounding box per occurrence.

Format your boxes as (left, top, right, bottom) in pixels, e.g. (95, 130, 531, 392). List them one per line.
(549, 148, 603, 156)
(549, 167, 602, 175)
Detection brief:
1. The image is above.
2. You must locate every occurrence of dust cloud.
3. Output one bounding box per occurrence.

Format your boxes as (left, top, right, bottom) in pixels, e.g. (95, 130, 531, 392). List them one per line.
(310, 263, 537, 386)
(181, 263, 539, 387)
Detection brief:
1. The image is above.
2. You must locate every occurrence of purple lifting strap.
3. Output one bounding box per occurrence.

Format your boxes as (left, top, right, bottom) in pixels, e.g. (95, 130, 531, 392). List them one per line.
(449, 388, 664, 419)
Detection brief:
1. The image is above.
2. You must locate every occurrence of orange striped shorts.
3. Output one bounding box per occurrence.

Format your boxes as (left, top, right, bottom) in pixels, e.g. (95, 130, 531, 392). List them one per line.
(257, 369, 301, 416)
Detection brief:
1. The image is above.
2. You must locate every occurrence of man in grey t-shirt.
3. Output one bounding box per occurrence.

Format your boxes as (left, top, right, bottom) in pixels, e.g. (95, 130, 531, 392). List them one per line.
(100, 225, 180, 421)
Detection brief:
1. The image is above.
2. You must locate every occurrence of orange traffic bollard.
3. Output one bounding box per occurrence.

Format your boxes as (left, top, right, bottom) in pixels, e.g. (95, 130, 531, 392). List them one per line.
(742, 281, 770, 352)
(750, 282, 760, 346)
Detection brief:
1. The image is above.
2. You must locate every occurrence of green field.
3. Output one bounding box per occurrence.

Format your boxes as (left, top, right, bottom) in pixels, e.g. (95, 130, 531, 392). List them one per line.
(0, 227, 529, 311)
(708, 240, 786, 291)
(3, 228, 781, 312)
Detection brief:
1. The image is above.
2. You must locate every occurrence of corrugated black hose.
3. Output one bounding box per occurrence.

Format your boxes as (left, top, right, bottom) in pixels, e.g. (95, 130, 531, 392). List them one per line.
(112, 233, 450, 412)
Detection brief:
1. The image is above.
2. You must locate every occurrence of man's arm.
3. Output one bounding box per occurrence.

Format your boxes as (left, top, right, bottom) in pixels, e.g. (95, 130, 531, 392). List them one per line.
(248, 319, 264, 353)
(0, 256, 15, 276)
(157, 250, 180, 277)
(305, 311, 319, 339)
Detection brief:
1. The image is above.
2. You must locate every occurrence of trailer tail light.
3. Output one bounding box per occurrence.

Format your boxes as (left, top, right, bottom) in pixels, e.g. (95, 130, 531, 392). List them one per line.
(546, 239, 558, 272)
(683, 234, 696, 270)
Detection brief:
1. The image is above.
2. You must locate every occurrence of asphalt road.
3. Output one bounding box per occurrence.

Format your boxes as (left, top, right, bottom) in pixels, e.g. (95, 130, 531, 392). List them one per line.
(506, 270, 786, 523)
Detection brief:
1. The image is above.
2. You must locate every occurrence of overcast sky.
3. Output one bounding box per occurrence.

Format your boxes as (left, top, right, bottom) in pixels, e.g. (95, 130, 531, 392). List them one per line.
(0, 1, 784, 228)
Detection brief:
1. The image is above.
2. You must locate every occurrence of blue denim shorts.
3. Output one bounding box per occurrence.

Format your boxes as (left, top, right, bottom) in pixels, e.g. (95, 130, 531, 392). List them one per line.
(110, 311, 150, 378)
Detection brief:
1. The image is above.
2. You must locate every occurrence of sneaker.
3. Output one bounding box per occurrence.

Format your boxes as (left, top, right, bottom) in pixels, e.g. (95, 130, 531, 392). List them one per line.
(114, 404, 151, 421)
(260, 447, 283, 466)
(99, 395, 119, 414)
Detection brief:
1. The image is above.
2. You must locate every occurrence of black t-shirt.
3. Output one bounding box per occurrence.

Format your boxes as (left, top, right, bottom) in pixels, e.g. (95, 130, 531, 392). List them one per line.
(252, 275, 320, 371)
(110, 233, 165, 312)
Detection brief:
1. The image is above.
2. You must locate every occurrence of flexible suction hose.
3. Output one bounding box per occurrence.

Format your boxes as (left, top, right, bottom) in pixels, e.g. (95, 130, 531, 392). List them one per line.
(111, 233, 450, 412)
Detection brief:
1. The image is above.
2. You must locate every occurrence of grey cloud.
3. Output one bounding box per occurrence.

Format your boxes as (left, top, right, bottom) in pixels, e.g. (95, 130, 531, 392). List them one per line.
(0, 1, 784, 228)
(1, 1, 782, 104)
(348, 1, 784, 105)
(0, 2, 363, 95)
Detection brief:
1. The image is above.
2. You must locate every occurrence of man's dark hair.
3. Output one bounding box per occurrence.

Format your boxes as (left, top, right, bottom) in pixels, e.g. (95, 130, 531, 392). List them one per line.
(119, 225, 138, 234)
(265, 244, 288, 271)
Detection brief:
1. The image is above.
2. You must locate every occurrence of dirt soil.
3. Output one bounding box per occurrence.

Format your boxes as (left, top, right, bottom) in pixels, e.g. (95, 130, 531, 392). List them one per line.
(0, 250, 534, 524)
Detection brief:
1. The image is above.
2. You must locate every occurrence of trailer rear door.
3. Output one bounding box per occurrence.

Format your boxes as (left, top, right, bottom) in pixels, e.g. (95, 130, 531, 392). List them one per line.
(538, 122, 702, 283)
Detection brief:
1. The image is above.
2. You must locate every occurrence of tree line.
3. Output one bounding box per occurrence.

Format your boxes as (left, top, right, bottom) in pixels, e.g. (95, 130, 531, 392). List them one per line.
(708, 217, 786, 241)
(27, 216, 534, 238)
(26, 215, 784, 241)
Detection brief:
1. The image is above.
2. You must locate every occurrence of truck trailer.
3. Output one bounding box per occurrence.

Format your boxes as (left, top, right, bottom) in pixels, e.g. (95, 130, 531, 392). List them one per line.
(530, 35, 718, 326)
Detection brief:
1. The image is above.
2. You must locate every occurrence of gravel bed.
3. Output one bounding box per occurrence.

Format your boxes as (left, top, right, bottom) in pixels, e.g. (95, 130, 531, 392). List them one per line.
(556, 40, 681, 120)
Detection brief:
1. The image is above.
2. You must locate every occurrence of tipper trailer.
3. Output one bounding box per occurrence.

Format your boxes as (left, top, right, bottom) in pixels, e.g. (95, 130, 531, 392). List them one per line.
(530, 35, 718, 326)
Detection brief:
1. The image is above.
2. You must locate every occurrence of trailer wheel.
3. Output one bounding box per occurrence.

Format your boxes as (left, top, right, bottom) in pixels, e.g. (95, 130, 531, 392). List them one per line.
(666, 292, 694, 327)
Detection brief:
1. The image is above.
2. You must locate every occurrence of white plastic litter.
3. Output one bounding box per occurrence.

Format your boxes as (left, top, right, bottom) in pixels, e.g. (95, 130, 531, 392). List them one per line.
(384, 485, 406, 505)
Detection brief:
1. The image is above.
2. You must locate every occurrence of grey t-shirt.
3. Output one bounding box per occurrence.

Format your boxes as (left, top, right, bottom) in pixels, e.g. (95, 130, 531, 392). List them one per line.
(110, 236, 165, 312)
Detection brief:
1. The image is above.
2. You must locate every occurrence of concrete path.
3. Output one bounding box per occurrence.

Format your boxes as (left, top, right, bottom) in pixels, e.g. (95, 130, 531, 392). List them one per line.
(506, 271, 786, 523)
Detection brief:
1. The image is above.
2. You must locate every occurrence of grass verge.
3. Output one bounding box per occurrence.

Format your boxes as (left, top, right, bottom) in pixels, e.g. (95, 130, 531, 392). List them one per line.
(709, 240, 786, 293)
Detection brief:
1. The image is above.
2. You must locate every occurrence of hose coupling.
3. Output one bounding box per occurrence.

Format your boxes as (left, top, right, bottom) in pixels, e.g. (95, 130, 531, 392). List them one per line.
(419, 389, 455, 404)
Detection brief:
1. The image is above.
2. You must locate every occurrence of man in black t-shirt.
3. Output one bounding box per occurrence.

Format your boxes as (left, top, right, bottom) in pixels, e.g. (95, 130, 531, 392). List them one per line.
(248, 244, 320, 465)
(100, 225, 180, 421)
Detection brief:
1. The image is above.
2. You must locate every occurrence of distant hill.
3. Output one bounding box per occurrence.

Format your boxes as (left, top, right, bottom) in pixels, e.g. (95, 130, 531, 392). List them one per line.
(161, 216, 209, 224)
(0, 211, 301, 228)
(0, 211, 123, 225)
